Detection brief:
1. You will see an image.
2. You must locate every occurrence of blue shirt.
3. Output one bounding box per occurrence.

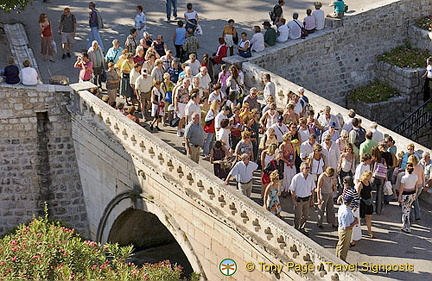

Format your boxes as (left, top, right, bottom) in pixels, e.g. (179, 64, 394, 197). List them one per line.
(175, 27, 186, 45)
(338, 204, 354, 229)
(333, 1, 345, 13)
(105, 47, 123, 64)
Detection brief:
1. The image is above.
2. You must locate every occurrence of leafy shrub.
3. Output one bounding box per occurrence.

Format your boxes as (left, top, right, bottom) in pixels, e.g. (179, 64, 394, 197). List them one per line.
(348, 80, 399, 103)
(377, 42, 429, 68)
(0, 207, 200, 281)
(416, 15, 432, 31)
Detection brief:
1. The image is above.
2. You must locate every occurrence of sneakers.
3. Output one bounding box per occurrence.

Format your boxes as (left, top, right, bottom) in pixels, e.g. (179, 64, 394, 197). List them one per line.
(67, 52, 71, 58)
(401, 228, 411, 233)
(62, 54, 66, 60)
(176, 130, 182, 137)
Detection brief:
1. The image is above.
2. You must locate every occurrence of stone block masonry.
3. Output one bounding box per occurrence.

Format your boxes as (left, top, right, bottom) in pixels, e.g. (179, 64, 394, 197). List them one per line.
(0, 84, 89, 237)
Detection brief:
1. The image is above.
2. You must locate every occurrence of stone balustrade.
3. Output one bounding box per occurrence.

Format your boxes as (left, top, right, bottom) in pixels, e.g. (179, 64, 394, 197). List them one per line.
(70, 85, 368, 280)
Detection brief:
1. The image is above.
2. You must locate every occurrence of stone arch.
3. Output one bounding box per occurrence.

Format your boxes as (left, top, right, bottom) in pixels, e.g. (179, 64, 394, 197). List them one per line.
(108, 208, 195, 277)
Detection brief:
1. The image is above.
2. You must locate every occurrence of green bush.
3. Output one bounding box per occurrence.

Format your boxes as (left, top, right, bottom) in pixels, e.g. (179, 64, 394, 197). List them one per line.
(416, 15, 432, 31)
(0, 207, 200, 281)
(348, 80, 399, 103)
(377, 43, 429, 68)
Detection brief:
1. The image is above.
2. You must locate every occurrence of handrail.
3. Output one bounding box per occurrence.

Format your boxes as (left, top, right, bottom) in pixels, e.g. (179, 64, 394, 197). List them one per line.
(394, 98, 432, 139)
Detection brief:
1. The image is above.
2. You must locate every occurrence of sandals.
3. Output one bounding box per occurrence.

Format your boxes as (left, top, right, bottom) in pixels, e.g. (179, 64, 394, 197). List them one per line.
(350, 242, 356, 247)
(368, 233, 377, 239)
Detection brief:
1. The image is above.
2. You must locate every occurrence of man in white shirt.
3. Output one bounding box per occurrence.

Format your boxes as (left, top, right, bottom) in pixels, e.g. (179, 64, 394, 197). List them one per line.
(318, 106, 340, 131)
(300, 134, 317, 160)
(287, 13, 302, 40)
(185, 53, 201, 75)
(354, 153, 372, 183)
(276, 18, 288, 42)
(185, 91, 201, 124)
(269, 116, 289, 144)
(312, 2, 325, 31)
(370, 122, 384, 143)
(290, 162, 316, 233)
(262, 73, 275, 105)
(321, 133, 340, 171)
(224, 153, 259, 197)
(135, 69, 153, 119)
(195, 66, 211, 93)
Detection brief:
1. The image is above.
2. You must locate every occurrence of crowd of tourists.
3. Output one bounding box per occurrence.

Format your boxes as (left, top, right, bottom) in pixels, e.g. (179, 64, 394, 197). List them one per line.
(1, 0, 431, 264)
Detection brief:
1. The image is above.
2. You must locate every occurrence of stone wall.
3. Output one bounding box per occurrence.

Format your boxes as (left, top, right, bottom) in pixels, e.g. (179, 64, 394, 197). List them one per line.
(408, 25, 432, 51)
(226, 0, 432, 106)
(0, 84, 89, 237)
(70, 85, 368, 281)
(375, 61, 424, 105)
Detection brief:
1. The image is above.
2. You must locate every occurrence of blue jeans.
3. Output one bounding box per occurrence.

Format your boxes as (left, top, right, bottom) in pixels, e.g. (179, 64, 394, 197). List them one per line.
(410, 185, 422, 220)
(203, 132, 214, 156)
(166, 0, 177, 20)
(87, 27, 104, 52)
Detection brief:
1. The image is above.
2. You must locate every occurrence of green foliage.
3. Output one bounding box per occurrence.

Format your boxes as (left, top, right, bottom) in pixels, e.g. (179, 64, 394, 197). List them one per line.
(348, 80, 399, 103)
(0, 0, 33, 13)
(0, 209, 200, 280)
(416, 15, 432, 31)
(377, 42, 430, 68)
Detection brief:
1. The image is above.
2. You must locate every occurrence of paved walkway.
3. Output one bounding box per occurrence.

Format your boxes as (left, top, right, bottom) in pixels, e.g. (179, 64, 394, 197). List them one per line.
(1, 1, 431, 280)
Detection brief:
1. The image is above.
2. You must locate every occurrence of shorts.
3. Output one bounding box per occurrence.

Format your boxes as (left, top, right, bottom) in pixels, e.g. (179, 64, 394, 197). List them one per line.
(61, 32, 75, 44)
(140, 91, 151, 105)
(151, 103, 160, 118)
(177, 103, 186, 118)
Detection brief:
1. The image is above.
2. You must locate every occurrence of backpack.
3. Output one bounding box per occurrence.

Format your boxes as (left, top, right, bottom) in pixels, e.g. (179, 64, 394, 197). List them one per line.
(353, 127, 366, 148)
(269, 5, 279, 22)
(95, 9, 104, 29)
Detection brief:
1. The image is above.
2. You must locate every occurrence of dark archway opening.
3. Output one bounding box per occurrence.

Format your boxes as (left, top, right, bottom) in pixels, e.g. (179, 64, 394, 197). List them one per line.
(108, 208, 193, 278)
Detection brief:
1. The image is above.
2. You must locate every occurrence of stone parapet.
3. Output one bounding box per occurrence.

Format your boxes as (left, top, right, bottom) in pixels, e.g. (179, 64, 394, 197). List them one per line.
(408, 25, 432, 52)
(69, 84, 369, 281)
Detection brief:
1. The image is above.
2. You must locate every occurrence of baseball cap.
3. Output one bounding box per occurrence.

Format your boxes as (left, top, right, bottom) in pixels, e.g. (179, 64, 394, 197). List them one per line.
(277, 115, 283, 122)
(329, 121, 337, 128)
(262, 21, 271, 27)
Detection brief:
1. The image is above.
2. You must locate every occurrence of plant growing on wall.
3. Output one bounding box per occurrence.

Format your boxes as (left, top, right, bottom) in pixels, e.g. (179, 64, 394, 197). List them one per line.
(348, 80, 399, 103)
(0, 0, 33, 13)
(416, 15, 432, 31)
(0, 206, 200, 281)
(377, 42, 430, 68)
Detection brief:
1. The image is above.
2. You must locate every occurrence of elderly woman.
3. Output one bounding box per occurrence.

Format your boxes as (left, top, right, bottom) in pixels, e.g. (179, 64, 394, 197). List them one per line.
(317, 167, 337, 229)
(151, 59, 165, 83)
(249, 26, 265, 53)
(234, 131, 254, 161)
(237, 32, 251, 58)
(106, 62, 120, 104)
(21, 59, 40, 86)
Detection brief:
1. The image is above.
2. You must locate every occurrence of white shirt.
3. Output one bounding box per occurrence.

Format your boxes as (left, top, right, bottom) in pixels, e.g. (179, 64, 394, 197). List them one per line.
(370, 128, 384, 143)
(276, 24, 289, 42)
(195, 72, 211, 90)
(354, 163, 370, 182)
(401, 173, 418, 191)
(217, 128, 231, 151)
(129, 69, 141, 86)
(289, 172, 316, 197)
(249, 32, 265, 52)
(287, 19, 302, 40)
(318, 114, 340, 130)
(300, 140, 315, 160)
(135, 74, 153, 92)
(312, 9, 325, 30)
(185, 59, 201, 76)
(21, 67, 39, 86)
(269, 123, 289, 143)
(134, 12, 146, 30)
(185, 100, 201, 121)
(229, 161, 258, 183)
(263, 81, 275, 104)
(208, 91, 223, 104)
(293, 101, 303, 115)
(342, 118, 354, 132)
(215, 111, 228, 130)
(321, 142, 340, 170)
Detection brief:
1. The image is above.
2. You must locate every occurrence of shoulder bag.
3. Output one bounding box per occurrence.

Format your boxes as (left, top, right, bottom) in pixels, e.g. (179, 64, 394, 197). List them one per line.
(293, 20, 308, 38)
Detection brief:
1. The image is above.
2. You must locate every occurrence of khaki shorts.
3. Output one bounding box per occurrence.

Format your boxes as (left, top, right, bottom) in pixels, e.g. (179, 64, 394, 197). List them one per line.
(61, 32, 75, 44)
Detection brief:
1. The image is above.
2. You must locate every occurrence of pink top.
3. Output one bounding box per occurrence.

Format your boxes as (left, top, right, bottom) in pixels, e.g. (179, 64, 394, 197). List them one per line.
(303, 15, 316, 30)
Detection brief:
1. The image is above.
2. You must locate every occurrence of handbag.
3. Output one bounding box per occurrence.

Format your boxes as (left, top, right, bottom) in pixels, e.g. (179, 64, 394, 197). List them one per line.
(383, 181, 393, 196)
(170, 114, 180, 127)
(100, 69, 107, 82)
(238, 47, 251, 58)
(293, 20, 308, 38)
(372, 161, 387, 180)
(233, 31, 239, 45)
(261, 160, 277, 184)
(195, 24, 203, 36)
(204, 118, 215, 133)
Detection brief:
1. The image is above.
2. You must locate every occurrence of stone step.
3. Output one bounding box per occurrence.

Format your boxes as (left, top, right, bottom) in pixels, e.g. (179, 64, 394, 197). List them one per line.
(4, 23, 41, 80)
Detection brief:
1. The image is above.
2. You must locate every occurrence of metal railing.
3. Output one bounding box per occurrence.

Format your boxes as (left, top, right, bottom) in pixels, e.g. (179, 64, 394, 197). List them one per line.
(394, 98, 432, 143)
